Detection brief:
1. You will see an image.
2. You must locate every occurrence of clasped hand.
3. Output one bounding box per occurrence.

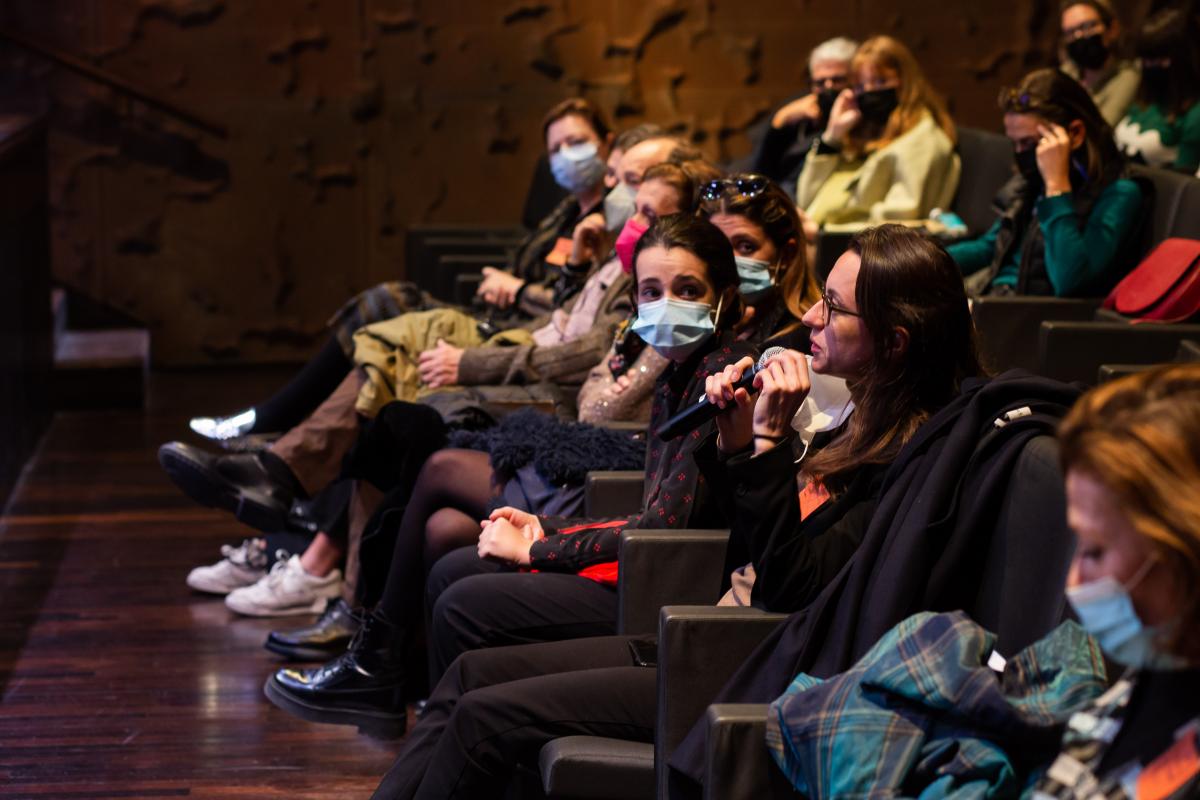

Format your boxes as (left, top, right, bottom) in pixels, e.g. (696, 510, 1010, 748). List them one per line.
(477, 506, 545, 566)
(704, 350, 811, 454)
(417, 338, 463, 388)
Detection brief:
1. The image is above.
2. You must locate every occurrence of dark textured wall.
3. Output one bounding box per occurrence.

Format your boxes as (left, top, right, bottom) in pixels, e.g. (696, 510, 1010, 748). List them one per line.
(0, 0, 1150, 365)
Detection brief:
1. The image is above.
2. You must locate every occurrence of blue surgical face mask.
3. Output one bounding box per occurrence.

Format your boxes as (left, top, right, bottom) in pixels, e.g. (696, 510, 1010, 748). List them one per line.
(1066, 558, 1184, 669)
(734, 255, 775, 301)
(604, 182, 637, 234)
(630, 296, 718, 361)
(550, 141, 606, 195)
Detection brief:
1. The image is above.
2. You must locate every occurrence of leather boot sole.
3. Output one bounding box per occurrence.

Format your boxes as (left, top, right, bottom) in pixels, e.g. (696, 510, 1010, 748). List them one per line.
(158, 443, 289, 533)
(263, 675, 407, 739)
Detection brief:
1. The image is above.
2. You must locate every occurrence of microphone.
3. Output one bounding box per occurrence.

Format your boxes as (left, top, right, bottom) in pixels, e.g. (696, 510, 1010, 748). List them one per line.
(655, 346, 786, 441)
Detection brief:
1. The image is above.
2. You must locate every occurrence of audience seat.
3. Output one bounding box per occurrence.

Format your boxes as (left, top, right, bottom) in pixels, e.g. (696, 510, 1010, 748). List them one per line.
(950, 126, 1014, 237)
(541, 433, 1074, 800)
(976, 166, 1200, 374)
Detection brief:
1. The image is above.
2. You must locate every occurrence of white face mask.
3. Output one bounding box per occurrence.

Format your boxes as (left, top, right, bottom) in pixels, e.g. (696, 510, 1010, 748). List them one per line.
(791, 354, 854, 461)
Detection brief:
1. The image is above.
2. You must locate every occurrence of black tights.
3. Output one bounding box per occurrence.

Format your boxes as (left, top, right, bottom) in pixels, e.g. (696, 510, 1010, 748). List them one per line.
(251, 335, 351, 433)
(374, 449, 494, 625)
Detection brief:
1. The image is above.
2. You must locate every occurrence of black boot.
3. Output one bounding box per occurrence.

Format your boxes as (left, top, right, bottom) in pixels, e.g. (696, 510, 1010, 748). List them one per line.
(264, 598, 358, 660)
(263, 609, 407, 738)
(158, 441, 301, 532)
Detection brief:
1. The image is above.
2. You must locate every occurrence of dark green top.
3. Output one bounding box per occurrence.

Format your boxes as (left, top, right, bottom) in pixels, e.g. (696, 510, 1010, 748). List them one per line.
(948, 178, 1143, 296)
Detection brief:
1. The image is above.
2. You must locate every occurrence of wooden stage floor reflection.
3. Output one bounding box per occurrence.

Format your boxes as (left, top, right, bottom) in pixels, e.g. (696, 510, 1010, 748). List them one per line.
(0, 369, 406, 798)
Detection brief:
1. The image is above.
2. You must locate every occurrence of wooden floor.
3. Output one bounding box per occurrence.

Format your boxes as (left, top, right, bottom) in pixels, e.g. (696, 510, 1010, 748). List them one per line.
(0, 368, 406, 799)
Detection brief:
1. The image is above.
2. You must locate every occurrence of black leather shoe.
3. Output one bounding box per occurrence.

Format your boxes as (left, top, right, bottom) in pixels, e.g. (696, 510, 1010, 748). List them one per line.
(264, 598, 358, 661)
(158, 441, 294, 532)
(263, 610, 407, 738)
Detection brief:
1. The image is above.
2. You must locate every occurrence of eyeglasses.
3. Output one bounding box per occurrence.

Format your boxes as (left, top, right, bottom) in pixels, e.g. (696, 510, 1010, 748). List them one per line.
(699, 174, 770, 203)
(819, 286, 862, 326)
(1062, 18, 1104, 41)
(997, 87, 1048, 115)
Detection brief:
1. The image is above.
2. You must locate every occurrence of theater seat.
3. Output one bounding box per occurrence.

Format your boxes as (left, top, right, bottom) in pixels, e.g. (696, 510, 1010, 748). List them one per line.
(950, 127, 1014, 236)
(541, 433, 1074, 800)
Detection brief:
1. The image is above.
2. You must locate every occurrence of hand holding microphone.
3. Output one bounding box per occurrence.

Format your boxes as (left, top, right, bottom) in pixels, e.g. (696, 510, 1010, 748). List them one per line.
(702, 347, 812, 454)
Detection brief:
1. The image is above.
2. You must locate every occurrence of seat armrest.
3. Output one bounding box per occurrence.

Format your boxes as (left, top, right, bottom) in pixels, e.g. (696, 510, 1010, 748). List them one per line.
(656, 606, 788, 798)
(539, 736, 655, 800)
(703, 704, 793, 800)
(970, 296, 1101, 373)
(616, 530, 731, 636)
(1038, 321, 1200, 384)
(594, 420, 648, 434)
(584, 471, 644, 518)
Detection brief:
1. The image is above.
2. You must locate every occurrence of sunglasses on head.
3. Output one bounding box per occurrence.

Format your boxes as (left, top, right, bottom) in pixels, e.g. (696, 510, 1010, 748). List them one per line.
(699, 174, 770, 203)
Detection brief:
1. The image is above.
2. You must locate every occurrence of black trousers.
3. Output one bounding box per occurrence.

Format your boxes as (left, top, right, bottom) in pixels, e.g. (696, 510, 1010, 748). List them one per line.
(424, 546, 619, 685)
(370, 635, 655, 800)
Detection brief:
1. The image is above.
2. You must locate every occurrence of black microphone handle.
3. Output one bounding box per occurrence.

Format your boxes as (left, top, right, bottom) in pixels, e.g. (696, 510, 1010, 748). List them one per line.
(655, 364, 762, 441)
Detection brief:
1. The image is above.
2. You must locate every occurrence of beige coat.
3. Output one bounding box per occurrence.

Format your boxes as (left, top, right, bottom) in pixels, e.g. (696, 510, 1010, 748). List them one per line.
(796, 112, 961, 225)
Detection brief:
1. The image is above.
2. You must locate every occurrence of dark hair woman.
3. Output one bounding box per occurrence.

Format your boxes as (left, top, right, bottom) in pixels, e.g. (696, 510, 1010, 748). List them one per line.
(949, 68, 1144, 297)
(362, 225, 985, 800)
(700, 173, 822, 347)
(1115, 7, 1200, 173)
(1059, 0, 1139, 125)
(264, 213, 759, 737)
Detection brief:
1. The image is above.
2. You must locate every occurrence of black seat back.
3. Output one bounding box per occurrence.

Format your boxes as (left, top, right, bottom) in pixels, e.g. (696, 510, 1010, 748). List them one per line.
(951, 127, 1015, 236)
(970, 434, 1075, 654)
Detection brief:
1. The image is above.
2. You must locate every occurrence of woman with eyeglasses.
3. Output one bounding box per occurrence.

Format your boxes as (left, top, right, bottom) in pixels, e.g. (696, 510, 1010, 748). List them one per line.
(948, 68, 1143, 298)
(1059, 0, 1140, 126)
(264, 212, 758, 738)
(1114, 7, 1200, 174)
(795, 35, 959, 228)
(360, 224, 982, 800)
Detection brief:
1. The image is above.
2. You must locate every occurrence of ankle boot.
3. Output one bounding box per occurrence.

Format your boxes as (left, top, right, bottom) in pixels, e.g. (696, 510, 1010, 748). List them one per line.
(264, 598, 358, 661)
(263, 609, 408, 738)
(158, 441, 299, 532)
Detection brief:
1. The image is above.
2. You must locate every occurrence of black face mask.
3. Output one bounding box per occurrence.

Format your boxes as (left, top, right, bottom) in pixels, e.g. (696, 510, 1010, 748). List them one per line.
(1067, 33, 1109, 71)
(855, 87, 899, 129)
(1014, 147, 1044, 192)
(817, 89, 840, 125)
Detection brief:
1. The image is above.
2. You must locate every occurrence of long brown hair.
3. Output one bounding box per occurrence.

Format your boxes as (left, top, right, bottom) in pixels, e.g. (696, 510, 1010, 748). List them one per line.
(802, 224, 983, 491)
(999, 68, 1123, 205)
(699, 176, 821, 328)
(845, 36, 956, 156)
(1058, 363, 1200, 663)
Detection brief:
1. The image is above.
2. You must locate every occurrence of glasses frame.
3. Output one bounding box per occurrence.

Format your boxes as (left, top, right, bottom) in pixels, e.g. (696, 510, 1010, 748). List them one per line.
(819, 285, 862, 326)
(699, 174, 770, 203)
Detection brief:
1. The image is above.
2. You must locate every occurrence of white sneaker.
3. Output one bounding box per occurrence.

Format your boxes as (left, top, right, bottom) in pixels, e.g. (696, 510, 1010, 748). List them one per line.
(187, 538, 269, 595)
(224, 553, 342, 617)
(189, 408, 257, 441)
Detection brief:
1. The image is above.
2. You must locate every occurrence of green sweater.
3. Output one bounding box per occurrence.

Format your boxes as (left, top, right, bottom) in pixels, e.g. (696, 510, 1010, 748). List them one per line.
(948, 178, 1143, 297)
(1116, 102, 1200, 173)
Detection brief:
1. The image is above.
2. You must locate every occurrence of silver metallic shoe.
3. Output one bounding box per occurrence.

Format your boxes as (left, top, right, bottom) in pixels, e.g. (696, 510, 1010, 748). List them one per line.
(189, 408, 257, 441)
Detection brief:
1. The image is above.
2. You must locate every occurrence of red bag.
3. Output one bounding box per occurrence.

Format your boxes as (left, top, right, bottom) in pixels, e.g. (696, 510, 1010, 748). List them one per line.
(1104, 238, 1200, 323)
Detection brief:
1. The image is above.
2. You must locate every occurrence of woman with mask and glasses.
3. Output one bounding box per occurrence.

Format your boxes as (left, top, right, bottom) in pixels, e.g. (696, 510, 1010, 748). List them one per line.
(359, 224, 982, 800)
(795, 35, 960, 229)
(948, 68, 1143, 298)
(1114, 7, 1200, 174)
(698, 174, 822, 351)
(1059, 0, 1140, 127)
(263, 211, 756, 737)
(1031, 363, 1200, 799)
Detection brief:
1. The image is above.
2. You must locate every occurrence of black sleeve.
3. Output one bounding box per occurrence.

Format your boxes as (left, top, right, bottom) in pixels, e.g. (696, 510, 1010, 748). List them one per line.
(721, 441, 884, 614)
(753, 123, 802, 178)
